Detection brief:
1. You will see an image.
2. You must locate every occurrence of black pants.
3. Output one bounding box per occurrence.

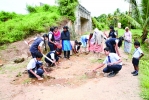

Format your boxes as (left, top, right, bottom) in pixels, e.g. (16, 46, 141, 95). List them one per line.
(64, 51, 70, 59)
(103, 65, 122, 73)
(48, 42, 55, 51)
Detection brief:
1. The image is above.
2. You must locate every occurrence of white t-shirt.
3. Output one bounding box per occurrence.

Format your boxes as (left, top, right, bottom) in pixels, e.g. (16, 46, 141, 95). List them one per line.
(48, 32, 53, 41)
(103, 53, 122, 65)
(133, 47, 143, 58)
(27, 58, 37, 70)
(50, 51, 55, 60)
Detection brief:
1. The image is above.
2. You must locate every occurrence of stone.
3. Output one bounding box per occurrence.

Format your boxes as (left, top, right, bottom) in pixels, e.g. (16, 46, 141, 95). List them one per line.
(85, 71, 97, 79)
(0, 64, 3, 67)
(14, 58, 25, 63)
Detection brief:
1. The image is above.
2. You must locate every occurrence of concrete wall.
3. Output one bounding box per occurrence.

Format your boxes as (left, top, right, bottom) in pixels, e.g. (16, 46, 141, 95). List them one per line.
(74, 4, 92, 35)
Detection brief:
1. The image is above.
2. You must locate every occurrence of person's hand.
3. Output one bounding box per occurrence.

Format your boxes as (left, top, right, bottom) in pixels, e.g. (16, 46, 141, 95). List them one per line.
(46, 73, 50, 76)
(108, 63, 114, 66)
(92, 69, 97, 73)
(36, 75, 43, 80)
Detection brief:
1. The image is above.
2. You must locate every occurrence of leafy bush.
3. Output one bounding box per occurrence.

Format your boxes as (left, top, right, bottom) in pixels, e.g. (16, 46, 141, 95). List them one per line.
(57, 0, 78, 22)
(92, 17, 108, 30)
(0, 5, 63, 45)
(0, 11, 20, 22)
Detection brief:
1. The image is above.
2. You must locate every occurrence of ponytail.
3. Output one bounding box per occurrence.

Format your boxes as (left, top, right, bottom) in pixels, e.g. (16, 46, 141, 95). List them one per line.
(42, 34, 48, 51)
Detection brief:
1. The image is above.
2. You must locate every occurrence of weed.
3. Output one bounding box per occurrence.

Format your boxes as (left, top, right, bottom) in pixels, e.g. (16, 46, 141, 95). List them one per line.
(23, 78, 31, 84)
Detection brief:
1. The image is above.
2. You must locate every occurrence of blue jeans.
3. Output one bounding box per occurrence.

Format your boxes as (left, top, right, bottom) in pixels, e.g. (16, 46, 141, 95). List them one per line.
(28, 68, 44, 78)
(103, 65, 122, 73)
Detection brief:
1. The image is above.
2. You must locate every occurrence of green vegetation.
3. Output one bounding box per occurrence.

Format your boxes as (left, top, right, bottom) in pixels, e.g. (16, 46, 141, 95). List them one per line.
(56, 0, 78, 22)
(118, 28, 149, 100)
(0, 4, 62, 45)
(0, 0, 79, 45)
(124, 0, 149, 43)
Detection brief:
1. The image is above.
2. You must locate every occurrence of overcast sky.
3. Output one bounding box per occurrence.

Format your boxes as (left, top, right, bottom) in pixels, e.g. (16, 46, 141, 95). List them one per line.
(0, 0, 129, 17)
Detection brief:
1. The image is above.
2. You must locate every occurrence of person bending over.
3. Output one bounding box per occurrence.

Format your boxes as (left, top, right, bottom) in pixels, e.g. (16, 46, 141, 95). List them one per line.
(45, 48, 61, 67)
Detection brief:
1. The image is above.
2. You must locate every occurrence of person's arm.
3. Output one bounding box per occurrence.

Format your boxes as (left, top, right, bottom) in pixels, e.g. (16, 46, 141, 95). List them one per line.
(108, 59, 122, 66)
(29, 69, 42, 79)
(48, 34, 55, 44)
(138, 49, 144, 60)
(27, 37, 37, 45)
(104, 31, 108, 38)
(38, 41, 44, 53)
(115, 40, 120, 57)
(93, 63, 105, 72)
(139, 53, 144, 59)
(51, 53, 57, 66)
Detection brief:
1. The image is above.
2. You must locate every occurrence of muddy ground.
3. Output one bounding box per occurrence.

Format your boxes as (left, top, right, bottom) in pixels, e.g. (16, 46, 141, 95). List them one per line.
(0, 36, 142, 100)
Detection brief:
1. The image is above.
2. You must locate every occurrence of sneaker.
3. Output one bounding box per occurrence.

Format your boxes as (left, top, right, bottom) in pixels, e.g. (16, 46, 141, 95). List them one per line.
(133, 72, 138, 76)
(107, 71, 116, 78)
(131, 70, 136, 74)
(114, 71, 119, 75)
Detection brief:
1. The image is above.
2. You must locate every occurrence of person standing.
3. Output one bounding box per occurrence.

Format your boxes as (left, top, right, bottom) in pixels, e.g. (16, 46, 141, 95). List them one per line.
(53, 26, 62, 55)
(93, 47, 122, 77)
(61, 26, 72, 59)
(48, 27, 55, 51)
(104, 26, 117, 39)
(131, 41, 144, 76)
(123, 27, 132, 54)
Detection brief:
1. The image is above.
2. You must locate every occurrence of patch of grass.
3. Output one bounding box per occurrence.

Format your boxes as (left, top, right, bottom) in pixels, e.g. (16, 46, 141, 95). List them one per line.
(78, 74, 88, 80)
(91, 59, 104, 63)
(115, 28, 142, 37)
(139, 60, 149, 100)
(23, 78, 31, 84)
(0, 61, 28, 74)
(0, 44, 7, 50)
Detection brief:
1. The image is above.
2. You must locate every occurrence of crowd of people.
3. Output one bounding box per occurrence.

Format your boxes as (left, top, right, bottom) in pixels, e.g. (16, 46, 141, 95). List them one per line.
(26, 26, 144, 80)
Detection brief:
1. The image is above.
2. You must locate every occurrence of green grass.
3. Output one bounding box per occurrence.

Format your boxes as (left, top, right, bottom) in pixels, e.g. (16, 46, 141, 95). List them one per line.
(115, 28, 143, 37)
(117, 28, 149, 99)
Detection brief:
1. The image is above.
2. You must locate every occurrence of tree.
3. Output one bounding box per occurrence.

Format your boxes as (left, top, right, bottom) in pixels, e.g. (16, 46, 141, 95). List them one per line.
(56, 0, 79, 22)
(124, 0, 149, 42)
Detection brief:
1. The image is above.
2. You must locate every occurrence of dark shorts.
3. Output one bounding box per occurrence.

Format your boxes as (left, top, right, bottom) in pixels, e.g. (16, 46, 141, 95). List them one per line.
(132, 58, 139, 66)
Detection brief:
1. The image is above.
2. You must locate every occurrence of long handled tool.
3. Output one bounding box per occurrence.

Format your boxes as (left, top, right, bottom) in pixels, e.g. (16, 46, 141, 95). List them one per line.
(24, 40, 54, 63)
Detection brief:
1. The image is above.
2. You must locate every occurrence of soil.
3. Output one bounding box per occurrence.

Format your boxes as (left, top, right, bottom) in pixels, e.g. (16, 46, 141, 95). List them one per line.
(0, 36, 142, 100)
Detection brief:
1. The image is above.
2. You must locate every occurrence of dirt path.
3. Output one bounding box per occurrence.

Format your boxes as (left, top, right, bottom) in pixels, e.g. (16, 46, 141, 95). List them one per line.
(0, 40, 142, 100)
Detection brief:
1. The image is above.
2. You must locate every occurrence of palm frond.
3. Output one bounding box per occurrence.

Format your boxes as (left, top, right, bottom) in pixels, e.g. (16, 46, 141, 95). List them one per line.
(143, 16, 149, 29)
(124, 14, 141, 28)
(141, 0, 149, 20)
